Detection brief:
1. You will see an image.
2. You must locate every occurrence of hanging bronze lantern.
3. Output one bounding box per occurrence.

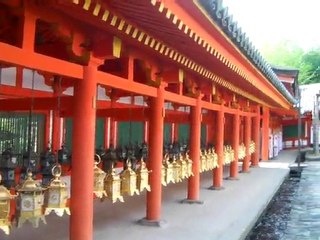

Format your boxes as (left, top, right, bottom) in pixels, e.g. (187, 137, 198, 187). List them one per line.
(164, 155, 174, 184)
(172, 156, 182, 183)
(206, 149, 213, 170)
(185, 152, 193, 177)
(93, 155, 107, 199)
(0, 174, 15, 235)
(161, 160, 167, 186)
(43, 165, 70, 217)
(120, 160, 140, 196)
(177, 154, 188, 179)
(104, 168, 124, 203)
(229, 146, 235, 163)
(136, 159, 151, 192)
(200, 150, 207, 172)
(16, 170, 46, 228)
(212, 148, 219, 169)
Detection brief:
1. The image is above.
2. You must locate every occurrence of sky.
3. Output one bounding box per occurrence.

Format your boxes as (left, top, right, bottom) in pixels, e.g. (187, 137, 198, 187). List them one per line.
(222, 0, 320, 51)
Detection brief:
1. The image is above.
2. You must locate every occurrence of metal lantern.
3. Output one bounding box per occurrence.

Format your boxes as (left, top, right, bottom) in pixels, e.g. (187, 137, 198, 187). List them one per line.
(104, 168, 124, 203)
(58, 145, 70, 165)
(93, 155, 107, 199)
(172, 156, 182, 183)
(16, 171, 46, 228)
(161, 162, 167, 186)
(212, 148, 219, 169)
(163, 156, 174, 184)
(185, 152, 193, 177)
(177, 154, 188, 179)
(44, 165, 70, 217)
(22, 150, 39, 174)
(120, 160, 139, 196)
(200, 151, 207, 172)
(136, 159, 151, 192)
(1, 147, 19, 169)
(206, 149, 213, 170)
(1, 147, 19, 188)
(0, 174, 15, 235)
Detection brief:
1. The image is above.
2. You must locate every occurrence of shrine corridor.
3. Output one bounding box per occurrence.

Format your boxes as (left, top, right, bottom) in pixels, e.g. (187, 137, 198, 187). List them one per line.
(2, 150, 297, 240)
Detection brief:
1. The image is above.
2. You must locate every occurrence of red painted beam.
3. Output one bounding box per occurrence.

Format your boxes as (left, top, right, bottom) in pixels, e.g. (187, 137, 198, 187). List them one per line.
(0, 96, 73, 111)
(0, 42, 83, 79)
(96, 71, 157, 97)
(0, 85, 53, 98)
(164, 91, 196, 106)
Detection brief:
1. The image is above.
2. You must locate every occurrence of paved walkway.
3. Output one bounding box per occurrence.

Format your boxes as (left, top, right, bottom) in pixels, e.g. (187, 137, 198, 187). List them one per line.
(2, 150, 297, 240)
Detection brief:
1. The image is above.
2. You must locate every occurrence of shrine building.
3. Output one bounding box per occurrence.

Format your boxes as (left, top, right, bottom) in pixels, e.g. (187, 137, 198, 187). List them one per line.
(0, 0, 298, 239)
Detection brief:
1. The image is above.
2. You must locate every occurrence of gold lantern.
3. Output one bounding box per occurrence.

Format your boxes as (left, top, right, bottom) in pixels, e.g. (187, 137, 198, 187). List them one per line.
(200, 150, 207, 172)
(136, 159, 151, 192)
(206, 149, 213, 170)
(120, 160, 140, 196)
(163, 155, 174, 184)
(93, 155, 107, 199)
(0, 175, 15, 235)
(185, 152, 193, 177)
(44, 165, 70, 216)
(105, 167, 124, 203)
(177, 154, 188, 179)
(172, 156, 182, 183)
(16, 171, 46, 228)
(212, 148, 219, 169)
(161, 161, 167, 186)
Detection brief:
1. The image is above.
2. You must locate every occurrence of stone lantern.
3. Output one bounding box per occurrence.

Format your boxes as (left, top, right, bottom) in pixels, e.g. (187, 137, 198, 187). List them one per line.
(44, 165, 70, 217)
(16, 171, 46, 228)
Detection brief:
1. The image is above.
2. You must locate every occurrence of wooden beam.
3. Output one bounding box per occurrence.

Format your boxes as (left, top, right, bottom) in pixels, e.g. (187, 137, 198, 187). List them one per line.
(0, 42, 83, 79)
(164, 91, 196, 106)
(96, 70, 157, 97)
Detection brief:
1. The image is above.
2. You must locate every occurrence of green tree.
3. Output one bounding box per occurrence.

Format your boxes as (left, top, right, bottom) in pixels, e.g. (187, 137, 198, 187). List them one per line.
(260, 41, 320, 84)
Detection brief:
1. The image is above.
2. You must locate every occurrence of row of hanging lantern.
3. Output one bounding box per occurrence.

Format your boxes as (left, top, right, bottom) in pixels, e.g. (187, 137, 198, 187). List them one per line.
(161, 152, 193, 186)
(249, 141, 256, 155)
(199, 148, 218, 173)
(93, 154, 151, 204)
(0, 164, 70, 235)
(238, 143, 246, 160)
(223, 145, 235, 165)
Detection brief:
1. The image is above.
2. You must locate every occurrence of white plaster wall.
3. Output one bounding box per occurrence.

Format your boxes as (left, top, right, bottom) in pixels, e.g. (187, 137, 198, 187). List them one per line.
(0, 67, 16, 86)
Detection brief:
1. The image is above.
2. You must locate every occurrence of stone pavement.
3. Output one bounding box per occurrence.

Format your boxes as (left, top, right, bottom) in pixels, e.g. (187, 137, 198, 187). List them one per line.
(1, 150, 297, 240)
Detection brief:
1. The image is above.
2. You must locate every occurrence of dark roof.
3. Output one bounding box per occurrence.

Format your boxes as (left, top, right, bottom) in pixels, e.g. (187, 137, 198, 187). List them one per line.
(271, 65, 299, 77)
(198, 0, 297, 105)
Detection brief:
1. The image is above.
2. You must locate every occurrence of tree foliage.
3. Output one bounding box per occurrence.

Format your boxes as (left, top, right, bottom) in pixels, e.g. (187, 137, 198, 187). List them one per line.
(260, 41, 320, 84)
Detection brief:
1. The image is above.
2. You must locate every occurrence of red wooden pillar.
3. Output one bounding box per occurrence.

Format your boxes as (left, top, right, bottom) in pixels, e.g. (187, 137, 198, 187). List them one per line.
(172, 122, 179, 142)
(70, 65, 97, 240)
(252, 109, 260, 166)
(211, 109, 224, 189)
(110, 118, 118, 147)
(144, 121, 149, 143)
(22, 7, 36, 50)
(104, 117, 110, 148)
(140, 85, 165, 226)
(242, 115, 251, 172)
(261, 107, 270, 160)
(183, 95, 202, 203)
(229, 111, 240, 179)
(44, 111, 50, 149)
